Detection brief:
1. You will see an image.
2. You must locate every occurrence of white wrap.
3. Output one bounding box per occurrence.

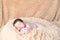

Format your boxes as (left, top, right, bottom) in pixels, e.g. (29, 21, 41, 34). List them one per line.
(1, 17, 59, 40)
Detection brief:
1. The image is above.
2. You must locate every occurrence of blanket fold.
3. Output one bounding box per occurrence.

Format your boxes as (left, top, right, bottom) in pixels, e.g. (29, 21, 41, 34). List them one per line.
(1, 17, 60, 40)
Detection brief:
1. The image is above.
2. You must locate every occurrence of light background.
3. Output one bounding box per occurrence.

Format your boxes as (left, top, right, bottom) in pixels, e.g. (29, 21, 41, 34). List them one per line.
(0, 0, 60, 27)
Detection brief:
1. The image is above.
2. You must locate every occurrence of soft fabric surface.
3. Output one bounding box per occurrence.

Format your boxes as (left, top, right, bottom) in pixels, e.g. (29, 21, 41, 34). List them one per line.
(0, 17, 60, 40)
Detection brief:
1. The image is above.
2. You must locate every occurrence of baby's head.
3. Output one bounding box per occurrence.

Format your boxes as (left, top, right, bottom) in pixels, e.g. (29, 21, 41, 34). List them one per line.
(13, 18, 26, 31)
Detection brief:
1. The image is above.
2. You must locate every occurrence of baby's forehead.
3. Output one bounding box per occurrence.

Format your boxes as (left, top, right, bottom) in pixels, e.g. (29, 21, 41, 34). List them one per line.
(13, 21, 23, 26)
(15, 21, 23, 23)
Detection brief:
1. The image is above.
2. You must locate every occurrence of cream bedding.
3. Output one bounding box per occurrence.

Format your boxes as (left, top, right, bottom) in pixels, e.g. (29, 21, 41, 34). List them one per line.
(0, 17, 60, 40)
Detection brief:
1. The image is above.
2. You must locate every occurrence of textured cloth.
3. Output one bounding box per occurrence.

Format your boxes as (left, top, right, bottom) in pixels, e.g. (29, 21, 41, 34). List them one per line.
(0, 17, 60, 40)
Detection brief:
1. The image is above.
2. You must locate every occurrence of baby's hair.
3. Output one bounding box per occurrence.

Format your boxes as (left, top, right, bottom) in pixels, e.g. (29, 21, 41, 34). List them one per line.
(13, 18, 24, 26)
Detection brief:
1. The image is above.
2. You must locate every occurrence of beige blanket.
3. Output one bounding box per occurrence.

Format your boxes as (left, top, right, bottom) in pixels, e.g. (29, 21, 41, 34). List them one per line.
(0, 17, 60, 40)
(0, 0, 60, 28)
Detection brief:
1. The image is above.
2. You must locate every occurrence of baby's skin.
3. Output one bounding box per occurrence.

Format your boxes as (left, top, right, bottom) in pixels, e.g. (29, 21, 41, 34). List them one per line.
(14, 21, 31, 34)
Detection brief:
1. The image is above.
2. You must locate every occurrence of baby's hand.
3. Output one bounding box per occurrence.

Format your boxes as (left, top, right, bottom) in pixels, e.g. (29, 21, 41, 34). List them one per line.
(20, 27, 30, 34)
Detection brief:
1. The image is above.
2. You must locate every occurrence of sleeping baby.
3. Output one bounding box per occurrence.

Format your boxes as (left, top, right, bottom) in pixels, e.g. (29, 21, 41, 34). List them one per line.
(13, 18, 37, 34)
(1, 18, 59, 40)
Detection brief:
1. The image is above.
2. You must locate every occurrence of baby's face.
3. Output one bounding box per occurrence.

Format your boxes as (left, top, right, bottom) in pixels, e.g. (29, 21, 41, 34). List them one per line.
(14, 21, 25, 31)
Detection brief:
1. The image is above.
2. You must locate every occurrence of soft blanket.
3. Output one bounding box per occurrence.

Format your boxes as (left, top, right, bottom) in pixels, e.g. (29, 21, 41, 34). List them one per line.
(1, 17, 60, 40)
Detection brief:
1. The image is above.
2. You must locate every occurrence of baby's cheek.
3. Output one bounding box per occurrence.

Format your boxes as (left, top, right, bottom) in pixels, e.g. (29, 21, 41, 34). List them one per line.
(15, 23, 24, 30)
(15, 23, 20, 28)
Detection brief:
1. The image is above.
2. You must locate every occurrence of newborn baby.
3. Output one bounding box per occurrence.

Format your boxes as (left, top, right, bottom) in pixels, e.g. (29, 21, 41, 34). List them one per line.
(13, 18, 31, 34)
